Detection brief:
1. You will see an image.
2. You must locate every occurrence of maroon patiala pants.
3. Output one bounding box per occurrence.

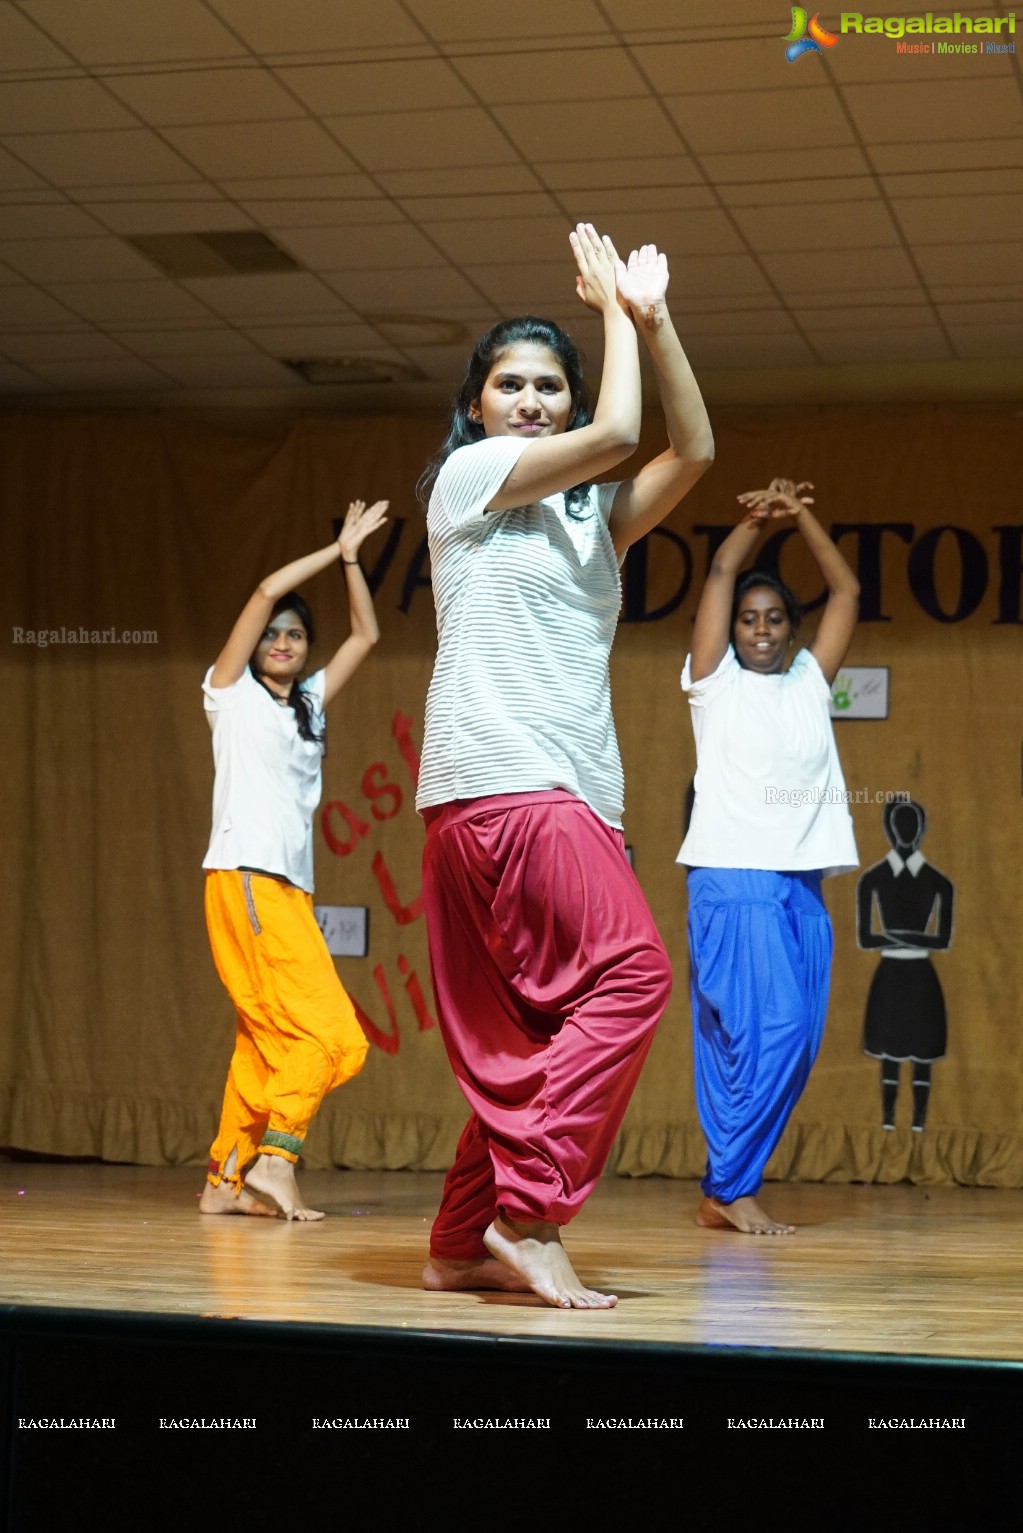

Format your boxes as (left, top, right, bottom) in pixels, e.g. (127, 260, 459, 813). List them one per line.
(422, 790, 672, 1261)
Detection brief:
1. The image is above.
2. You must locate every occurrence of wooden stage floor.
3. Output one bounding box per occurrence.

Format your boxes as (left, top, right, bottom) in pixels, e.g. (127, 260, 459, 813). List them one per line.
(3, 1164, 1020, 1528)
(3, 1161, 1023, 1359)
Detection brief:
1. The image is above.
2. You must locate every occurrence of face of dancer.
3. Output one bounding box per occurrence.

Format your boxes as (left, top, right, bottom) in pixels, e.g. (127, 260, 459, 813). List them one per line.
(254, 610, 309, 688)
(473, 343, 575, 440)
(732, 586, 793, 674)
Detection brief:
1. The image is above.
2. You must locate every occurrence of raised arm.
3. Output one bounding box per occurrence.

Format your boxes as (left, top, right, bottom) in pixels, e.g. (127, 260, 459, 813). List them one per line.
(740, 480, 860, 685)
(322, 499, 388, 705)
(209, 499, 387, 692)
(485, 224, 641, 511)
(688, 504, 768, 682)
(607, 245, 715, 557)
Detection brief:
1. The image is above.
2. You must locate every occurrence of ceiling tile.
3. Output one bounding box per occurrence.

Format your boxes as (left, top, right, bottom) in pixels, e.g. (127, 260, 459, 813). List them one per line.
(881, 167, 1023, 197)
(457, 260, 571, 309)
(420, 214, 574, 266)
(914, 241, 1022, 285)
(938, 299, 1023, 326)
(219, 173, 382, 200)
(793, 285, 928, 310)
(680, 307, 795, 337)
(453, 46, 649, 104)
(601, 0, 780, 24)
(0, 79, 138, 134)
(560, 208, 746, 259)
(111, 327, 257, 357)
(30, 357, 171, 389)
(809, 327, 952, 364)
(0, 285, 83, 327)
(722, 177, 879, 208)
(761, 245, 920, 293)
(795, 303, 938, 331)
(0, 144, 49, 191)
(239, 196, 402, 227)
(569, 185, 717, 214)
(495, 99, 681, 162)
(180, 271, 351, 318)
(731, 199, 901, 251)
(376, 165, 541, 197)
(947, 323, 1023, 358)
(277, 59, 472, 116)
(104, 67, 302, 126)
(631, 39, 798, 96)
(152, 353, 304, 388)
(686, 333, 818, 369)
(405, 0, 612, 43)
(536, 155, 703, 192)
(6, 129, 198, 187)
(245, 321, 400, 354)
(328, 107, 520, 171)
(843, 77, 1023, 142)
(206, 0, 425, 53)
(394, 191, 560, 222)
(891, 192, 1023, 245)
(163, 121, 357, 180)
(702, 146, 871, 182)
(0, 204, 109, 239)
(46, 280, 215, 323)
(277, 222, 445, 270)
(0, 236, 159, 282)
(0, 7, 75, 71)
(869, 137, 1023, 172)
(2, 330, 129, 363)
(0, 360, 51, 392)
(329, 265, 487, 309)
(665, 87, 855, 155)
(23, 0, 247, 65)
(87, 200, 257, 235)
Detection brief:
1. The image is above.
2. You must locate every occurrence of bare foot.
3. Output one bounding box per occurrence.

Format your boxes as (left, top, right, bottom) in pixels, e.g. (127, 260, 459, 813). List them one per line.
(695, 1194, 795, 1236)
(243, 1154, 325, 1222)
(421, 1256, 533, 1294)
(198, 1178, 277, 1217)
(482, 1215, 618, 1309)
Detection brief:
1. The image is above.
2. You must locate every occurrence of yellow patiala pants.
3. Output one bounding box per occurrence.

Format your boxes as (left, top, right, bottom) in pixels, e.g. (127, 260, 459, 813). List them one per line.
(205, 869, 368, 1188)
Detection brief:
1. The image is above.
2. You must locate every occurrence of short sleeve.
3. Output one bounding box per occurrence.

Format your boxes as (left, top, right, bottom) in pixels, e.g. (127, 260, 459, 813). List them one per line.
(681, 644, 738, 705)
(593, 480, 620, 526)
(433, 436, 534, 530)
(788, 647, 831, 700)
(202, 663, 248, 713)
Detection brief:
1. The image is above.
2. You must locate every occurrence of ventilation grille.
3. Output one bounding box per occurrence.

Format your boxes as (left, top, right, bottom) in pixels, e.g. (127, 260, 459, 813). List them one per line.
(128, 230, 301, 278)
(283, 356, 424, 386)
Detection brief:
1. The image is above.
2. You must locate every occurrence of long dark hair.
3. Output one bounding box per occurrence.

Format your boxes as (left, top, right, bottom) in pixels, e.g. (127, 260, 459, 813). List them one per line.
(417, 316, 594, 517)
(250, 593, 324, 746)
(731, 570, 802, 632)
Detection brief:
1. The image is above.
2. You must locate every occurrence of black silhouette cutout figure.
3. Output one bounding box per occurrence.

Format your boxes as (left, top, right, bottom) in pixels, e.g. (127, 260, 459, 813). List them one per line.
(857, 799, 954, 1131)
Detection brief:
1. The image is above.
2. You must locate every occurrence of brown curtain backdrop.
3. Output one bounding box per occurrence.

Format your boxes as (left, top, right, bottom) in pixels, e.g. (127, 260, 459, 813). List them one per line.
(2, 405, 1019, 1185)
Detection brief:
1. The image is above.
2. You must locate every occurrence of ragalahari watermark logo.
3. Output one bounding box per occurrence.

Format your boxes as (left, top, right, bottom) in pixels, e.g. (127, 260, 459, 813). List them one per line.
(784, 9, 1017, 60)
(784, 8, 839, 60)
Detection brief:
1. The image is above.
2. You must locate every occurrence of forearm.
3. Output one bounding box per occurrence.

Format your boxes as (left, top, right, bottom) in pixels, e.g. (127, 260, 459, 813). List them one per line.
(710, 518, 763, 579)
(796, 508, 859, 595)
(258, 543, 340, 602)
(591, 305, 642, 448)
(635, 301, 714, 465)
(343, 560, 380, 646)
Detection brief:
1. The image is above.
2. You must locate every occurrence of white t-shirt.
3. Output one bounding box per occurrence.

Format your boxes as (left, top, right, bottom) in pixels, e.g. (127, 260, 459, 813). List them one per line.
(677, 645, 858, 879)
(416, 435, 625, 828)
(202, 665, 326, 893)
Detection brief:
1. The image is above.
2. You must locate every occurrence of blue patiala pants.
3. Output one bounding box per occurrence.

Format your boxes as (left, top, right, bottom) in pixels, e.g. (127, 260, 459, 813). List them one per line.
(687, 868, 833, 1203)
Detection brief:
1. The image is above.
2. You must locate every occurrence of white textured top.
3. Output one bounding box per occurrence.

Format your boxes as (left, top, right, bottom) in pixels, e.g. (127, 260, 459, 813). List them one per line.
(677, 645, 858, 878)
(416, 435, 625, 828)
(202, 664, 326, 893)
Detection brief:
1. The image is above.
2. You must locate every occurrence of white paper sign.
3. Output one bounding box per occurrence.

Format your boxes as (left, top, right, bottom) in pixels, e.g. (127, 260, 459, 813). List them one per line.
(314, 904, 369, 957)
(829, 666, 890, 720)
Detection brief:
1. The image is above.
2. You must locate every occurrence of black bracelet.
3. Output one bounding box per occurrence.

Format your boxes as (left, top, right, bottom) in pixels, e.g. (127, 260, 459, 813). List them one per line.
(342, 558, 359, 565)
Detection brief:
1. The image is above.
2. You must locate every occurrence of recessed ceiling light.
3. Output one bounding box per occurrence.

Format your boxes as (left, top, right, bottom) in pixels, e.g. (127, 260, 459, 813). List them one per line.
(128, 230, 301, 278)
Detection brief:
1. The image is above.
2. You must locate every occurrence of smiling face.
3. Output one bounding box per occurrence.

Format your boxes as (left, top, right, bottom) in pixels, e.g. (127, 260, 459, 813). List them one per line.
(253, 609, 309, 689)
(473, 342, 575, 441)
(732, 585, 794, 674)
